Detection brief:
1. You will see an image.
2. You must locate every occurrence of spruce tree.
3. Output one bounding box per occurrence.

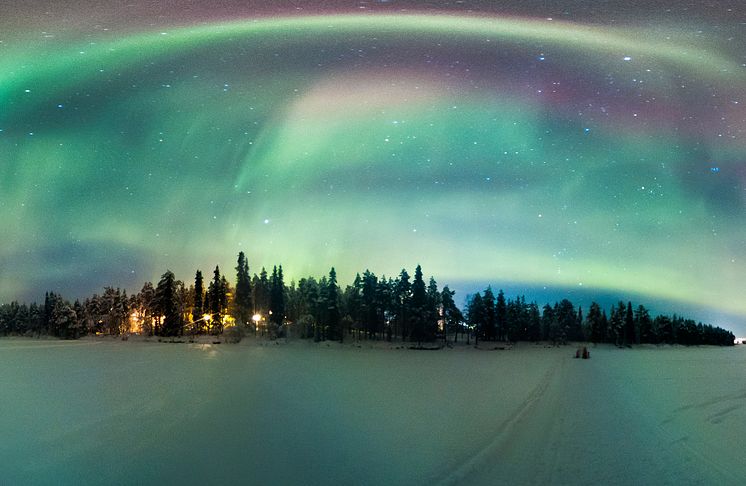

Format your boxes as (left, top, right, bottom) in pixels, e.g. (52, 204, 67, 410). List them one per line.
(587, 302, 603, 343)
(51, 299, 78, 339)
(395, 269, 411, 341)
(482, 287, 496, 341)
(610, 302, 626, 346)
(208, 266, 224, 334)
(155, 270, 180, 337)
(269, 265, 285, 336)
(527, 302, 541, 341)
(509, 296, 529, 341)
(361, 270, 378, 339)
(625, 301, 635, 346)
(656, 315, 674, 344)
(409, 265, 427, 344)
(495, 289, 507, 341)
(44, 292, 55, 335)
(193, 270, 204, 324)
(635, 305, 652, 344)
(324, 267, 341, 341)
(256, 267, 270, 315)
(298, 277, 320, 337)
(234, 252, 253, 328)
(220, 276, 230, 320)
(426, 277, 440, 341)
(541, 304, 556, 342)
(556, 299, 577, 343)
(344, 274, 364, 334)
(378, 278, 390, 339)
(441, 286, 463, 343)
(467, 293, 485, 346)
(72, 300, 85, 339)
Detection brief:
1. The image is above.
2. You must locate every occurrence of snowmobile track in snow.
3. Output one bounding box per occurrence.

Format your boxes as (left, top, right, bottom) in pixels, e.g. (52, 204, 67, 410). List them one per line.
(432, 354, 563, 485)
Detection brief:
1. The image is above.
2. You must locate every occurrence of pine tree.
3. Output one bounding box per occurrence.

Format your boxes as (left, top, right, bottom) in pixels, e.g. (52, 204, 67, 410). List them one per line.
(261, 267, 271, 314)
(409, 265, 428, 344)
(135, 282, 156, 335)
(610, 302, 626, 346)
(482, 287, 496, 341)
(527, 302, 541, 341)
(495, 289, 507, 341)
(441, 285, 463, 343)
(203, 291, 211, 327)
(173, 280, 188, 336)
(635, 305, 652, 344)
(44, 292, 55, 335)
(253, 267, 271, 316)
(508, 296, 529, 341)
(541, 304, 556, 342)
(208, 266, 224, 334)
(426, 277, 440, 341)
(297, 277, 320, 338)
(625, 301, 635, 346)
(284, 280, 300, 324)
(361, 270, 378, 339)
(324, 267, 341, 341)
(52, 299, 78, 339)
(156, 270, 180, 337)
(269, 265, 285, 336)
(193, 270, 204, 324)
(555, 299, 577, 342)
(343, 274, 364, 336)
(587, 302, 604, 343)
(379, 277, 394, 341)
(655, 315, 674, 344)
(467, 293, 485, 347)
(116, 289, 129, 335)
(234, 252, 253, 328)
(220, 276, 230, 322)
(100, 287, 128, 335)
(395, 269, 411, 341)
(72, 300, 85, 339)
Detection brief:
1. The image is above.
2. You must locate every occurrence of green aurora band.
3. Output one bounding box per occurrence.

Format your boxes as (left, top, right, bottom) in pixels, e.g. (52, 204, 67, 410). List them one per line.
(1, 14, 744, 330)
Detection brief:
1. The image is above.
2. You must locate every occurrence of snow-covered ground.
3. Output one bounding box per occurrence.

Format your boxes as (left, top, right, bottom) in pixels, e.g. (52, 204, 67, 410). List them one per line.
(1, 339, 744, 485)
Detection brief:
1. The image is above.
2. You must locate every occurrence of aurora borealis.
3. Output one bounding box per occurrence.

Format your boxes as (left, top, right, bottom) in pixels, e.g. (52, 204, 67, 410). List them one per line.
(1, 1, 744, 333)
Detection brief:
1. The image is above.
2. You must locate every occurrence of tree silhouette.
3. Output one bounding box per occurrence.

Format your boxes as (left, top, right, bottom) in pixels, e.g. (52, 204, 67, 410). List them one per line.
(234, 252, 253, 328)
(156, 270, 180, 337)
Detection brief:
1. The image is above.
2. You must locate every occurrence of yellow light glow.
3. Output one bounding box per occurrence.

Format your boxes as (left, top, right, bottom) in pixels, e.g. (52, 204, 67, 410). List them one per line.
(252, 313, 262, 322)
(203, 314, 212, 321)
(128, 311, 143, 334)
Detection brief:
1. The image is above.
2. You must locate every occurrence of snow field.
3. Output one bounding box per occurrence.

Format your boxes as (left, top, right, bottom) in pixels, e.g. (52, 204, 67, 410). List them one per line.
(0, 340, 744, 485)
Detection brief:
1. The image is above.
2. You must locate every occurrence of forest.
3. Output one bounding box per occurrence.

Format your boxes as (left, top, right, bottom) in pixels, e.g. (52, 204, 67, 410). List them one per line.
(0, 251, 736, 346)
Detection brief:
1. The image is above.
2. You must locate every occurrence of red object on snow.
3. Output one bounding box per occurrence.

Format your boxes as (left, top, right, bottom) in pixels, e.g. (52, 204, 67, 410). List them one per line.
(582, 347, 590, 359)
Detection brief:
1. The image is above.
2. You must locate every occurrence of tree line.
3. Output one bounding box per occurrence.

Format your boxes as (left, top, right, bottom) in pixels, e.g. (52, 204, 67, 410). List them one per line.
(0, 251, 736, 346)
(465, 288, 735, 347)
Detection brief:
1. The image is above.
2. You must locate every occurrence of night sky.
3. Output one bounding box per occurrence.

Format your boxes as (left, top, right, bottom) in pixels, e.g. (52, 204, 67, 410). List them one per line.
(1, 1, 744, 334)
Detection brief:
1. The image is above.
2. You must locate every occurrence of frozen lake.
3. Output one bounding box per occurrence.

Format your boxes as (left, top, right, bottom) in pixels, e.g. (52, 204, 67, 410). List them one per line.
(1, 339, 745, 484)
